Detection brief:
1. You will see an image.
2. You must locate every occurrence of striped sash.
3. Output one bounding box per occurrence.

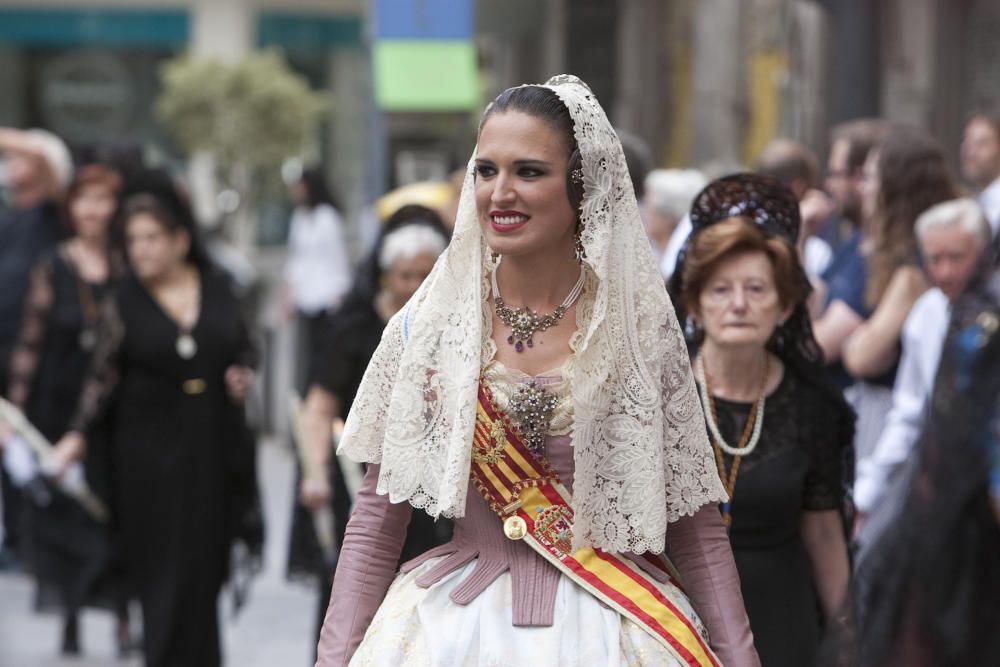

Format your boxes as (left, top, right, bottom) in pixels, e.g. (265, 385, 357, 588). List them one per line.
(470, 382, 720, 667)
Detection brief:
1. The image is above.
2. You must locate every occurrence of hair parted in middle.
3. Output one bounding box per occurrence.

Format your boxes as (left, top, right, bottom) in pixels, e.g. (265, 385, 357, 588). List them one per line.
(478, 85, 585, 214)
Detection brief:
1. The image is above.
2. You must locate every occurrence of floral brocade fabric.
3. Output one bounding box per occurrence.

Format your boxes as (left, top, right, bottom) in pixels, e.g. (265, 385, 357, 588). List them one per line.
(336, 75, 725, 555)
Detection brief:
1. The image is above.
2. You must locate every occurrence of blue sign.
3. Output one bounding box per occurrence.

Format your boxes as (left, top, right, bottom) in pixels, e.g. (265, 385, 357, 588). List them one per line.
(373, 0, 473, 40)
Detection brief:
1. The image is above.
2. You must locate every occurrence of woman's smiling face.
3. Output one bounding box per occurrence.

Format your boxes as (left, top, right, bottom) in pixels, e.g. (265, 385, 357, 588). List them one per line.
(474, 111, 577, 261)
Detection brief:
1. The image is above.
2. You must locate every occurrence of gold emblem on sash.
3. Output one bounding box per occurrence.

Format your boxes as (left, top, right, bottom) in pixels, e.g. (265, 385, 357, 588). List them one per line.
(503, 515, 527, 540)
(473, 419, 507, 465)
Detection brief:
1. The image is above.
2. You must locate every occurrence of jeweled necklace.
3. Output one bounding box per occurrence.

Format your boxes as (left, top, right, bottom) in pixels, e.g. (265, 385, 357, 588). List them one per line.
(695, 353, 768, 528)
(491, 260, 585, 353)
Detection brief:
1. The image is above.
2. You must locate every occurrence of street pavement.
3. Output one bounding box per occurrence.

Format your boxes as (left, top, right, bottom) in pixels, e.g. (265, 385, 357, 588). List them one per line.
(0, 438, 319, 666)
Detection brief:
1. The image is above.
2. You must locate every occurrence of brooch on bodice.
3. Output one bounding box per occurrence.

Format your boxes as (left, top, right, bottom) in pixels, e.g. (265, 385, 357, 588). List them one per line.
(507, 380, 559, 455)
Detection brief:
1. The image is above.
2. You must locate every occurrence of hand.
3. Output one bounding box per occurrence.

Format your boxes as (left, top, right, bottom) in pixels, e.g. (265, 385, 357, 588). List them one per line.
(0, 422, 13, 450)
(225, 365, 255, 403)
(852, 512, 867, 539)
(299, 474, 331, 511)
(49, 432, 86, 479)
(799, 188, 835, 241)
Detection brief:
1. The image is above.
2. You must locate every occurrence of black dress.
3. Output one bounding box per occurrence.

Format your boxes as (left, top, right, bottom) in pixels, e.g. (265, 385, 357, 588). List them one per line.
(706, 369, 846, 667)
(287, 300, 452, 641)
(7, 246, 117, 613)
(69, 269, 257, 667)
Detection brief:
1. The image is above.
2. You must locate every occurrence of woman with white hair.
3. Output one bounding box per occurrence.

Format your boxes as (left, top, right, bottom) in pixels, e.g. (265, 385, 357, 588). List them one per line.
(292, 207, 451, 653)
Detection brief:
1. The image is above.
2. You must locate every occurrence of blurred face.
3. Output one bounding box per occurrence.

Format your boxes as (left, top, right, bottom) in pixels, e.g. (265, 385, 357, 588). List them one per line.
(4, 150, 43, 193)
(825, 139, 859, 216)
(287, 180, 308, 206)
(859, 149, 881, 225)
(385, 251, 437, 306)
(125, 213, 189, 282)
(70, 183, 117, 241)
(474, 111, 577, 261)
(961, 118, 1000, 190)
(920, 224, 982, 302)
(695, 251, 789, 350)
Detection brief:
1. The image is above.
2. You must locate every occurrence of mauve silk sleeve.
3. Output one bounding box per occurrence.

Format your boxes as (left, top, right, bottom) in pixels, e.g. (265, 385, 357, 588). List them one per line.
(315, 464, 412, 667)
(666, 505, 761, 667)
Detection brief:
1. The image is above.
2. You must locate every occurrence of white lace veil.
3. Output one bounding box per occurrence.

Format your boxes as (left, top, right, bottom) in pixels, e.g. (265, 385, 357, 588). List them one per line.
(339, 74, 725, 554)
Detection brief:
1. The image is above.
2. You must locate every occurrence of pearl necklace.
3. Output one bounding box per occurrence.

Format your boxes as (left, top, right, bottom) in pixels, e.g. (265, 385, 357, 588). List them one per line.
(695, 354, 767, 457)
(491, 261, 586, 353)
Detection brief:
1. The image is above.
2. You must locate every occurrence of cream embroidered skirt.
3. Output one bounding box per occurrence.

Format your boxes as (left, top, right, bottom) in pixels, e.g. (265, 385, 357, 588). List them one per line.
(349, 556, 696, 667)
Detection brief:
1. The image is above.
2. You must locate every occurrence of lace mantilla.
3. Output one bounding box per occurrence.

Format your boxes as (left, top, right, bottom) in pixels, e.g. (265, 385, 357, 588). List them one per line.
(338, 75, 725, 553)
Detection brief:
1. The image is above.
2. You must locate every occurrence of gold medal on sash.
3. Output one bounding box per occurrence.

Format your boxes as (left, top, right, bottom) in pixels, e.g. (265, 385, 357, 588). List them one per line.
(503, 515, 527, 540)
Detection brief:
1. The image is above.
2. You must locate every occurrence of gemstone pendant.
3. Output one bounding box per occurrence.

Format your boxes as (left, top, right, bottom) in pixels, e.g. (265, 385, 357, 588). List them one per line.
(527, 338, 533, 348)
(514, 340, 524, 352)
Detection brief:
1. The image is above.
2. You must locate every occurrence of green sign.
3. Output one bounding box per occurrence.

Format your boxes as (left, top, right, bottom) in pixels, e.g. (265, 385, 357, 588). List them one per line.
(373, 40, 479, 112)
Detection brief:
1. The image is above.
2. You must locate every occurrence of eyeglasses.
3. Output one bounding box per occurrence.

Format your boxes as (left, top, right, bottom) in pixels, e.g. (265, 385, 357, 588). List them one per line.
(702, 283, 777, 305)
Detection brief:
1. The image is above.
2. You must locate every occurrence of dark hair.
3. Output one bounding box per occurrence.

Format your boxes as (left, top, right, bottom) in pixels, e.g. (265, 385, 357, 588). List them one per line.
(866, 127, 959, 307)
(64, 163, 122, 234)
(616, 129, 653, 200)
(479, 85, 584, 212)
(830, 118, 891, 175)
(299, 166, 339, 210)
(755, 138, 820, 192)
(117, 169, 213, 270)
(681, 217, 805, 320)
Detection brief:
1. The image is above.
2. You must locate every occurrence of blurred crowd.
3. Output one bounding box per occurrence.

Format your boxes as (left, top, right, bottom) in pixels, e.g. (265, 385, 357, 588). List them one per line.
(1, 100, 999, 667)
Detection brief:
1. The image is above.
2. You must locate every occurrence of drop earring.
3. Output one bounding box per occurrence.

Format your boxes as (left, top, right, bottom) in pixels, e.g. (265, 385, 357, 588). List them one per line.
(573, 225, 586, 262)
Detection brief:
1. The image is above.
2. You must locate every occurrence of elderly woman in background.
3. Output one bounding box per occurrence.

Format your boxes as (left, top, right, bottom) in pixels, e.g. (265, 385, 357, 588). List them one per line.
(670, 174, 854, 666)
(291, 206, 451, 651)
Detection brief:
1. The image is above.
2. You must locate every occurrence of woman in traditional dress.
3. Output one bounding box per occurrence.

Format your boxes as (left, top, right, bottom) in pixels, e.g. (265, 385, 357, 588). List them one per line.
(315, 76, 759, 666)
(6, 163, 129, 655)
(54, 179, 259, 667)
(668, 174, 855, 665)
(291, 206, 452, 647)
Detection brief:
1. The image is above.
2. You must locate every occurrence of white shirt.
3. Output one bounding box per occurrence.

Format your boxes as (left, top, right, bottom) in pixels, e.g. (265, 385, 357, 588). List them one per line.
(659, 215, 691, 279)
(979, 175, 1000, 238)
(284, 203, 352, 314)
(853, 288, 950, 512)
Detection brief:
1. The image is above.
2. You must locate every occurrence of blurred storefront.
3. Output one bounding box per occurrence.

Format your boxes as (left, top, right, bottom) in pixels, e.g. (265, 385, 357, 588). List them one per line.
(0, 0, 366, 245)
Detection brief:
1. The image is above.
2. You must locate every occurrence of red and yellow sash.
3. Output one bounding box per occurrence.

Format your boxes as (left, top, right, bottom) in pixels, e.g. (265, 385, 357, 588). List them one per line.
(470, 382, 720, 667)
